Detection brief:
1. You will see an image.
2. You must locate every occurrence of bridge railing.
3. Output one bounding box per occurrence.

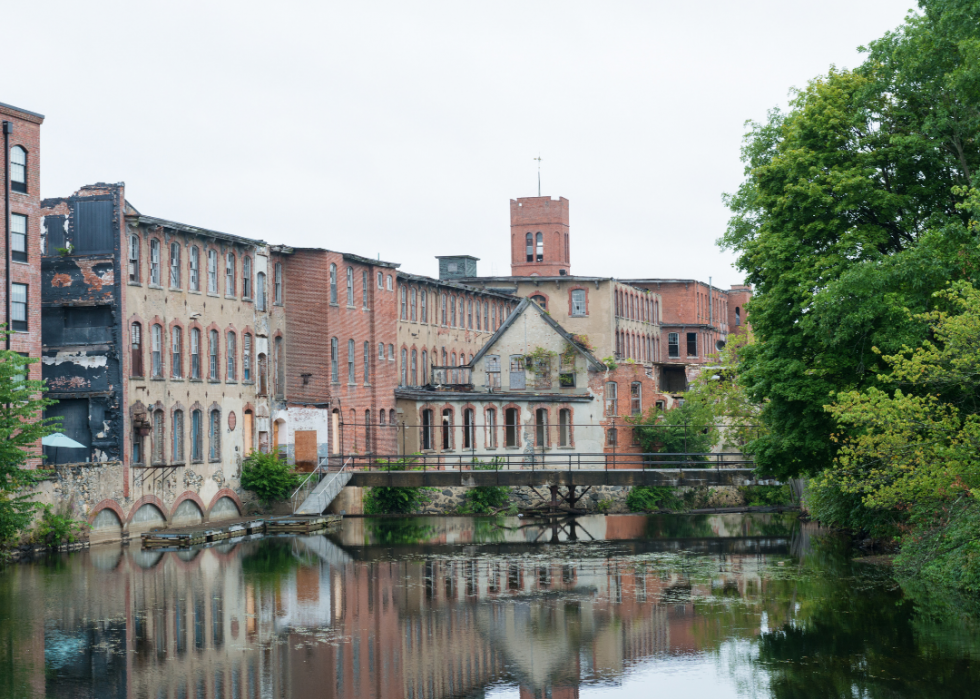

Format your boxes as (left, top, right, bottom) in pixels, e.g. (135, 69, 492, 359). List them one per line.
(340, 452, 752, 472)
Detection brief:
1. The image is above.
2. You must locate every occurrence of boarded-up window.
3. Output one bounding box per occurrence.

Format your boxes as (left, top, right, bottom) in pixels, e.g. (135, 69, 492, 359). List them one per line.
(152, 410, 165, 464)
(294, 430, 318, 472)
(509, 355, 525, 390)
(74, 199, 114, 254)
(631, 382, 642, 415)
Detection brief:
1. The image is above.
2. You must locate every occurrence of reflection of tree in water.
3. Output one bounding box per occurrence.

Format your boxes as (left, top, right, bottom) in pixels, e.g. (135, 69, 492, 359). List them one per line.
(643, 514, 716, 539)
(366, 519, 437, 546)
(241, 539, 315, 585)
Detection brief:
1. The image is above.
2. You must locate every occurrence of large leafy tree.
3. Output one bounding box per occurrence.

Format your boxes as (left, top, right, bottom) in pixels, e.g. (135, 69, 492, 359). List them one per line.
(721, 0, 980, 478)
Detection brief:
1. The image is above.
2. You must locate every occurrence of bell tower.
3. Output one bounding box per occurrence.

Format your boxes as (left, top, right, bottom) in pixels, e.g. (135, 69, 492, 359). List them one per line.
(510, 196, 570, 277)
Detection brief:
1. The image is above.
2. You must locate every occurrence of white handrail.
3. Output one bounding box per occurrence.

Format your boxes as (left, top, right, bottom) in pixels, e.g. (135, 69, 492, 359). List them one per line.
(293, 456, 352, 514)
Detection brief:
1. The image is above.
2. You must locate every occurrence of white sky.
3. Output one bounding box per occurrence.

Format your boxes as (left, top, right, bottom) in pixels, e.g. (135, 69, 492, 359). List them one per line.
(6, 1, 913, 287)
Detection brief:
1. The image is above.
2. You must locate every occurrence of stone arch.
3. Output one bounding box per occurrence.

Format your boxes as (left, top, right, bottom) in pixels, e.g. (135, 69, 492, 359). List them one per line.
(207, 488, 243, 520)
(171, 491, 207, 524)
(127, 495, 169, 533)
(88, 500, 125, 544)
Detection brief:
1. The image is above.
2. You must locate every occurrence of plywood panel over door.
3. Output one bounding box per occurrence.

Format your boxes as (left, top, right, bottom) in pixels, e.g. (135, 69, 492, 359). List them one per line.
(243, 411, 254, 456)
(294, 430, 317, 472)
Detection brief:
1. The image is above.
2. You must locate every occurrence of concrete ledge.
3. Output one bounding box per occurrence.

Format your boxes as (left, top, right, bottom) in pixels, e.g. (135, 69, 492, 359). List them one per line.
(347, 468, 767, 488)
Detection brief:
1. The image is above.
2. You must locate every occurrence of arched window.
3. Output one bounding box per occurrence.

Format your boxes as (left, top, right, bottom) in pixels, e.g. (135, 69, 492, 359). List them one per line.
(207, 249, 218, 293)
(400, 348, 408, 386)
(209, 329, 219, 380)
(377, 271, 383, 289)
(378, 342, 385, 360)
(559, 408, 571, 446)
(10, 146, 26, 193)
(411, 288, 417, 322)
(441, 408, 453, 450)
(467, 299, 473, 329)
(535, 232, 543, 262)
(243, 333, 252, 382)
(151, 324, 163, 378)
(535, 408, 548, 447)
(400, 286, 407, 319)
(463, 408, 475, 449)
(475, 300, 481, 330)
(388, 343, 394, 360)
(149, 239, 161, 286)
(130, 323, 143, 376)
(168, 243, 181, 288)
(225, 253, 236, 296)
(735, 307, 741, 326)
(631, 381, 642, 415)
(329, 264, 338, 303)
(347, 338, 355, 383)
(190, 328, 201, 379)
(191, 409, 203, 461)
(171, 326, 182, 378)
(450, 296, 456, 327)
(363, 341, 370, 384)
(274, 262, 283, 304)
(411, 349, 418, 386)
(421, 409, 434, 450)
(173, 410, 185, 463)
(421, 350, 427, 384)
(386, 274, 392, 291)
(330, 338, 338, 382)
(362, 270, 368, 307)
(505, 408, 519, 447)
(441, 293, 447, 325)
(128, 236, 140, 283)
(486, 408, 497, 447)
(484, 302, 489, 331)
(605, 381, 618, 416)
(526, 233, 533, 262)
(189, 246, 200, 291)
(256, 271, 266, 310)
(380, 410, 386, 426)
(243, 256, 252, 299)
(226, 332, 236, 380)
(389, 408, 396, 426)
(209, 409, 221, 461)
(531, 294, 547, 310)
(346, 266, 354, 306)
(152, 410, 165, 464)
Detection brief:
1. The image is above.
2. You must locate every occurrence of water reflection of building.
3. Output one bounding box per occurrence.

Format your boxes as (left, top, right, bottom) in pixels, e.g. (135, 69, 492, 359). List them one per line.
(5, 517, 795, 699)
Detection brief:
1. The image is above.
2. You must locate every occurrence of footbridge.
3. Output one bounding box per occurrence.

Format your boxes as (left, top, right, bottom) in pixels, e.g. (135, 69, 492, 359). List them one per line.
(293, 452, 766, 515)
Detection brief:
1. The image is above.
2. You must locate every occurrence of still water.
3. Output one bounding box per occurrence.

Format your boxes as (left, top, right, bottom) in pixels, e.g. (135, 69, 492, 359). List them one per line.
(1, 514, 978, 698)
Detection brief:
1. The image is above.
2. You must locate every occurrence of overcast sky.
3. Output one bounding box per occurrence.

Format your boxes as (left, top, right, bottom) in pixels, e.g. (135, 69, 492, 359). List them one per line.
(7, 1, 913, 287)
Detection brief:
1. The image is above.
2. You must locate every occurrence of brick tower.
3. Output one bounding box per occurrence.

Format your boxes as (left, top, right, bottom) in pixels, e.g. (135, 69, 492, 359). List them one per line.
(510, 196, 570, 277)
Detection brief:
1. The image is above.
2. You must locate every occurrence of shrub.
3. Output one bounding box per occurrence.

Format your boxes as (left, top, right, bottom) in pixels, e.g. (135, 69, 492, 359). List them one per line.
(363, 455, 435, 514)
(803, 477, 903, 541)
(626, 486, 683, 512)
(739, 484, 794, 507)
(630, 398, 717, 461)
(33, 505, 87, 546)
(240, 452, 299, 505)
(460, 457, 509, 514)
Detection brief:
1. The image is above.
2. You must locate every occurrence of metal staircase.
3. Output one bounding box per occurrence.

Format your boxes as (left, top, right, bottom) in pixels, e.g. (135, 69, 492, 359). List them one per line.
(292, 457, 352, 515)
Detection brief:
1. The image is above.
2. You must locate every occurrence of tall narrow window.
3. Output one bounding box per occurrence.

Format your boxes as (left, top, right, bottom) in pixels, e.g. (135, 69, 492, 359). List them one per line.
(535, 409, 548, 447)
(467, 300, 473, 329)
(189, 246, 200, 291)
(11, 214, 27, 263)
(226, 332, 236, 380)
(400, 348, 407, 386)
(526, 233, 533, 262)
(378, 342, 385, 360)
(209, 410, 221, 461)
(735, 307, 741, 326)
(486, 355, 501, 389)
(151, 324, 163, 377)
(559, 409, 571, 446)
(492, 305, 496, 330)
(605, 382, 618, 416)
(487, 408, 497, 447)
(505, 408, 519, 447)
(10, 146, 27, 193)
(130, 323, 143, 376)
(509, 355, 525, 390)
(386, 274, 392, 290)
(9, 283, 25, 332)
(420, 291, 427, 323)
(421, 409, 433, 450)
(631, 382, 642, 415)
(571, 289, 586, 316)
(668, 332, 679, 358)
(207, 250, 218, 293)
(129, 236, 140, 282)
(388, 343, 394, 360)
(209, 330, 219, 380)
(173, 410, 185, 463)
(330, 338, 339, 382)
(171, 327, 183, 378)
(687, 332, 697, 357)
(329, 264, 337, 303)
(476, 299, 481, 330)
(400, 286, 407, 319)
(362, 270, 368, 307)
(363, 341, 370, 384)
(346, 267, 354, 306)
(421, 350, 428, 383)
(535, 232, 543, 262)
(152, 410, 165, 464)
(463, 408, 475, 449)
(275, 337, 284, 398)
(243, 333, 252, 381)
(190, 328, 201, 379)
(450, 296, 456, 326)
(347, 339, 355, 384)
(225, 253, 235, 296)
(411, 288, 417, 321)
(459, 299, 464, 328)
(441, 409, 453, 450)
(258, 353, 268, 394)
(150, 240, 161, 286)
(256, 272, 266, 310)
(274, 263, 283, 304)
(441, 294, 447, 325)
(377, 272, 383, 289)
(243, 256, 252, 299)
(411, 349, 418, 386)
(365, 410, 372, 453)
(483, 302, 489, 331)
(191, 410, 203, 461)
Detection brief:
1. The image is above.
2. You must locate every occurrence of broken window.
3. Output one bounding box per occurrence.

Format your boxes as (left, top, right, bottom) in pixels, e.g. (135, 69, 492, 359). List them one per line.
(486, 355, 501, 389)
(509, 355, 525, 390)
(152, 410, 165, 464)
(411, 288, 417, 321)
(400, 348, 407, 386)
(559, 409, 571, 446)
(225, 253, 235, 296)
(388, 343, 394, 360)
(227, 332, 236, 381)
(243, 256, 252, 298)
(687, 332, 697, 357)
(173, 410, 185, 463)
(256, 272, 266, 310)
(605, 381, 618, 416)
(150, 240, 161, 286)
(526, 233, 533, 262)
(329, 263, 338, 303)
(463, 408, 475, 449)
(346, 266, 354, 306)
(172, 327, 182, 379)
(491, 304, 496, 329)
(363, 341, 370, 384)
(571, 289, 586, 316)
(129, 236, 140, 283)
(411, 349, 417, 386)
(275, 263, 283, 304)
(209, 409, 221, 461)
(441, 409, 453, 450)
(152, 324, 163, 377)
(190, 328, 201, 379)
(330, 338, 338, 383)
(631, 381, 642, 415)
(131, 322, 143, 376)
(421, 290, 427, 323)
(668, 332, 679, 358)
(421, 409, 433, 450)
(536, 232, 543, 262)
(191, 409, 203, 461)
(10, 146, 26, 193)
(209, 330, 218, 380)
(607, 428, 618, 447)
(11, 214, 26, 263)
(505, 407, 519, 447)
(133, 422, 144, 465)
(189, 246, 200, 291)
(243, 333, 252, 381)
(535, 409, 548, 447)
(258, 353, 268, 394)
(459, 298, 465, 328)
(735, 307, 741, 326)
(487, 408, 497, 447)
(421, 350, 427, 382)
(559, 352, 575, 387)
(531, 294, 547, 310)
(347, 338, 355, 384)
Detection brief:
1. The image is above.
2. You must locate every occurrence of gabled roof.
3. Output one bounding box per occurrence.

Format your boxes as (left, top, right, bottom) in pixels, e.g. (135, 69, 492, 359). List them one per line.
(469, 297, 607, 371)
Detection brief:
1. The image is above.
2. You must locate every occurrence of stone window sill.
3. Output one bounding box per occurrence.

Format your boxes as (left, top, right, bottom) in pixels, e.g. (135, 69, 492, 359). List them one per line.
(188, 289, 201, 295)
(190, 378, 203, 383)
(128, 281, 143, 287)
(130, 375, 144, 380)
(148, 284, 163, 290)
(151, 377, 166, 381)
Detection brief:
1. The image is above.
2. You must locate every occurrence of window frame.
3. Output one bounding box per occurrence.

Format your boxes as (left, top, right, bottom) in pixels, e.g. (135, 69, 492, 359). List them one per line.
(11, 213, 27, 263)
(10, 145, 27, 193)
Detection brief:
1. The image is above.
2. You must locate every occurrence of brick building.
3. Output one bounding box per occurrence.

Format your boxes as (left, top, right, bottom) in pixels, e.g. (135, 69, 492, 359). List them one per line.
(1, 102, 44, 465)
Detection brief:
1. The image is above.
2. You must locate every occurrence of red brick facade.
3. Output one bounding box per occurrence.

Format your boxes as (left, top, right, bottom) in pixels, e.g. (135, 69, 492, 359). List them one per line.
(510, 196, 571, 277)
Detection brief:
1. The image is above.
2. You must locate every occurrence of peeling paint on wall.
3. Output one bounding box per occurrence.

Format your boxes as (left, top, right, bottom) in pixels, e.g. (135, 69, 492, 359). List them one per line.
(41, 351, 109, 368)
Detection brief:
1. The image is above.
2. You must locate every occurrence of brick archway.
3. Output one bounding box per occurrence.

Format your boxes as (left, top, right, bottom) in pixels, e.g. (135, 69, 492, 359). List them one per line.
(207, 488, 243, 517)
(127, 494, 170, 524)
(171, 491, 208, 520)
(88, 499, 126, 526)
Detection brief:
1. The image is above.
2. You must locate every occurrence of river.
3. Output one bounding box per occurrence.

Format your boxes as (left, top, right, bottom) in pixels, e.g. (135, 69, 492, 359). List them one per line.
(1, 513, 978, 698)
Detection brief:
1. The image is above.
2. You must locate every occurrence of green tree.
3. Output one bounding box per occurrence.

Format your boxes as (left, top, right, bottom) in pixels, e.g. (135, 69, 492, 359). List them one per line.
(363, 455, 435, 515)
(720, 0, 980, 479)
(629, 396, 717, 460)
(240, 451, 299, 505)
(0, 337, 57, 554)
